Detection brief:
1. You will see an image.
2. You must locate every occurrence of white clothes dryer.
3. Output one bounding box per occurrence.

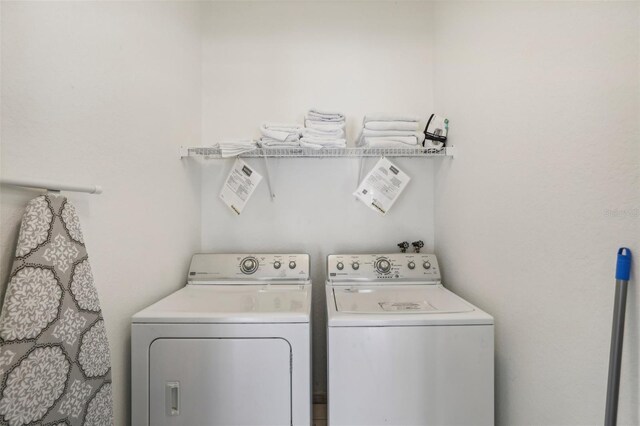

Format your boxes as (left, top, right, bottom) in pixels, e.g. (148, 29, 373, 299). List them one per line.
(132, 254, 312, 426)
(326, 253, 494, 426)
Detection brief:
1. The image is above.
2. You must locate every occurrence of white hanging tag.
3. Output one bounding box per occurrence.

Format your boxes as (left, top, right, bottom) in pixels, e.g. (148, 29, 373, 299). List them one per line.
(219, 159, 263, 215)
(353, 157, 410, 215)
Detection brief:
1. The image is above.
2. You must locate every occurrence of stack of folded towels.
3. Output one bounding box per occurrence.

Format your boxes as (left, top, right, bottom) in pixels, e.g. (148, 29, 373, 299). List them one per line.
(212, 140, 258, 158)
(258, 123, 303, 148)
(300, 109, 347, 149)
(357, 114, 426, 148)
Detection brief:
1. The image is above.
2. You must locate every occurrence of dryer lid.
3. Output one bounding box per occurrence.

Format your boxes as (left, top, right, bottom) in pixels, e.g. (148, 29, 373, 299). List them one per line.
(333, 285, 474, 314)
(132, 284, 311, 324)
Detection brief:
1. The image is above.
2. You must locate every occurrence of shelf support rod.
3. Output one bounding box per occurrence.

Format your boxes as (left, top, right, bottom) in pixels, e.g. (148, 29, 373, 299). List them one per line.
(262, 152, 276, 201)
(355, 157, 366, 200)
(0, 178, 102, 194)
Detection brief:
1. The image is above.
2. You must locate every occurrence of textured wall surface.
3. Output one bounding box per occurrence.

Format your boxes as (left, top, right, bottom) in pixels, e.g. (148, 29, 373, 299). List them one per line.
(0, 2, 202, 423)
(433, 2, 640, 425)
(199, 1, 437, 395)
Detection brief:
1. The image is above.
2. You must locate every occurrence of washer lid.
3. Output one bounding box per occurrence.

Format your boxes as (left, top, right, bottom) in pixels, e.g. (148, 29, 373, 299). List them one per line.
(132, 284, 311, 324)
(334, 285, 473, 314)
(327, 284, 494, 326)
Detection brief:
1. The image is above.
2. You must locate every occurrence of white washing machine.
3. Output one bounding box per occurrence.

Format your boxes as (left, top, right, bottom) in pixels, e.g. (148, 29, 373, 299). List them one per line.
(326, 253, 494, 426)
(131, 253, 312, 426)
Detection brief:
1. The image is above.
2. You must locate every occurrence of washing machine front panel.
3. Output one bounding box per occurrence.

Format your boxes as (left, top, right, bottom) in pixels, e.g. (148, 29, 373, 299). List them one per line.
(327, 324, 494, 426)
(149, 337, 291, 426)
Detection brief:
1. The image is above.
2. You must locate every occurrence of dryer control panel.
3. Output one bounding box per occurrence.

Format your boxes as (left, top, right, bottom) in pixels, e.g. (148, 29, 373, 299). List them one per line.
(188, 253, 310, 283)
(327, 253, 440, 283)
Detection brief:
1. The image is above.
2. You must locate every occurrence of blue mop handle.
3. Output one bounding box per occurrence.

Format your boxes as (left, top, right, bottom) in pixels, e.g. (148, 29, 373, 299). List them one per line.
(615, 247, 631, 281)
(605, 247, 632, 426)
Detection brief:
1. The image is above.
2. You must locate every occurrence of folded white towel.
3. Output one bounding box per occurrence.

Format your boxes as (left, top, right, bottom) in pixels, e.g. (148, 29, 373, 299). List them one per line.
(260, 122, 302, 142)
(357, 129, 425, 146)
(302, 127, 345, 138)
(362, 136, 419, 149)
(364, 114, 419, 123)
(364, 121, 420, 131)
(307, 108, 345, 122)
(214, 140, 258, 158)
(258, 138, 301, 148)
(305, 119, 346, 130)
(300, 136, 346, 145)
(300, 139, 347, 150)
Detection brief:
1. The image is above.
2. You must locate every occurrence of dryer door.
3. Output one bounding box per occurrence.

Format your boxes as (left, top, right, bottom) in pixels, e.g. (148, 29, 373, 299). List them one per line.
(149, 338, 292, 426)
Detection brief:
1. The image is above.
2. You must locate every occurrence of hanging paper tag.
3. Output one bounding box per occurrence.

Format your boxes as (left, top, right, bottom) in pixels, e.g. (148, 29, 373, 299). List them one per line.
(354, 157, 410, 215)
(219, 159, 263, 215)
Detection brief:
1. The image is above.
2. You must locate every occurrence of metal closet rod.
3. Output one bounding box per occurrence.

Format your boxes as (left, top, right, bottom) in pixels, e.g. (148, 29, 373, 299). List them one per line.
(0, 178, 103, 194)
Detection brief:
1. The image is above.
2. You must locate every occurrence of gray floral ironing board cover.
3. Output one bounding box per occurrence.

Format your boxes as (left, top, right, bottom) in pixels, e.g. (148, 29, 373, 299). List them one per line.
(0, 195, 113, 426)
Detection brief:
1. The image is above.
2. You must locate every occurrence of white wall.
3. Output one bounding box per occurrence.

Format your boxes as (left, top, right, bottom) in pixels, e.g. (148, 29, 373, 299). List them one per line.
(0, 2, 202, 424)
(433, 2, 640, 425)
(200, 1, 437, 395)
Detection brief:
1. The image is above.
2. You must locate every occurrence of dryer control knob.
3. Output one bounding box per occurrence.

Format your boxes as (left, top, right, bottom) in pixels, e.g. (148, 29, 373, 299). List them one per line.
(376, 258, 391, 274)
(352, 262, 360, 270)
(240, 257, 259, 274)
(423, 261, 431, 270)
(289, 261, 297, 269)
(273, 261, 281, 269)
(408, 261, 415, 270)
(337, 262, 344, 270)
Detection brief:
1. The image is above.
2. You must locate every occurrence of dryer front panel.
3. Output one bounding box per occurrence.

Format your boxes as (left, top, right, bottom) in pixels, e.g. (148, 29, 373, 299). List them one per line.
(149, 337, 291, 426)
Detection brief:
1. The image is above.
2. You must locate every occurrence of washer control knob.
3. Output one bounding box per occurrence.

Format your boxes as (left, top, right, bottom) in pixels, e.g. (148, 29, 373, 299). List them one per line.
(376, 258, 391, 274)
(352, 262, 360, 270)
(423, 261, 431, 270)
(273, 261, 281, 269)
(337, 262, 344, 270)
(289, 261, 296, 269)
(240, 257, 259, 274)
(408, 261, 415, 270)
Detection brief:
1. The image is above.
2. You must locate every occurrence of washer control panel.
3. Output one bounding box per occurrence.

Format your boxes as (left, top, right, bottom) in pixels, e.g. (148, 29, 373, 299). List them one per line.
(327, 253, 440, 283)
(188, 253, 310, 283)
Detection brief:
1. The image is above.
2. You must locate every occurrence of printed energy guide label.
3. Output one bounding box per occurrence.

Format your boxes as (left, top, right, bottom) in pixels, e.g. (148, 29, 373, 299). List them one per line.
(219, 159, 263, 215)
(354, 157, 410, 215)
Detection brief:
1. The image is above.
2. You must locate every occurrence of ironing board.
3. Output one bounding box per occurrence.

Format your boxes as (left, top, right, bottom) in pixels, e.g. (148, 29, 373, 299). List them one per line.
(0, 194, 113, 426)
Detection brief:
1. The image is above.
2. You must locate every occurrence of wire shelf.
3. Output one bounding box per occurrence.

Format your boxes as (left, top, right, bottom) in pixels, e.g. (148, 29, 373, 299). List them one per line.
(180, 146, 454, 159)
